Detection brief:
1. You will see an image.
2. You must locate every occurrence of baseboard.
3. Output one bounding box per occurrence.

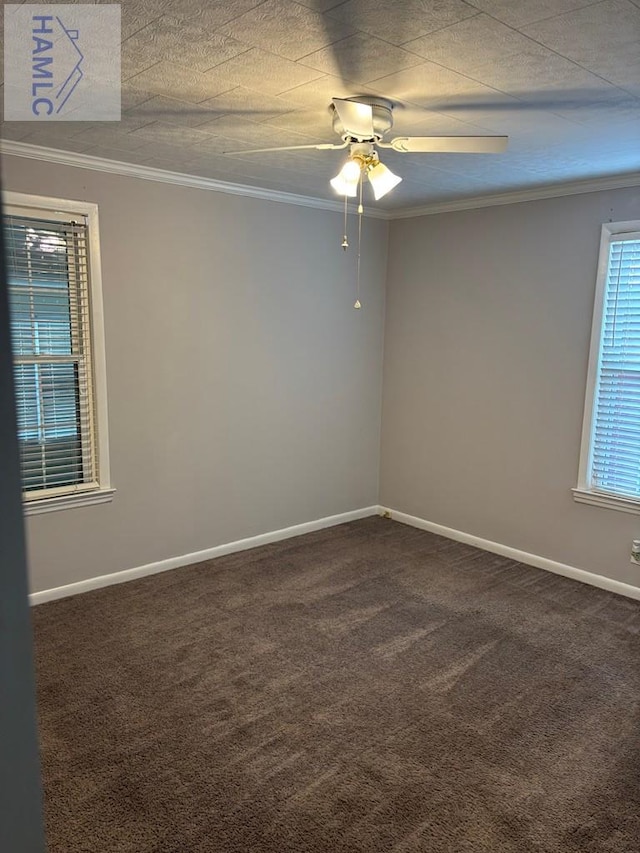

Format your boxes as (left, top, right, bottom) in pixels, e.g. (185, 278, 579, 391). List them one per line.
(383, 507, 640, 602)
(30, 505, 382, 605)
(33, 504, 640, 606)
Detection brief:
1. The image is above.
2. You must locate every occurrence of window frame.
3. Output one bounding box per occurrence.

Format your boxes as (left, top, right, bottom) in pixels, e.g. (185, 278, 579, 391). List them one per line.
(574, 219, 640, 515)
(4, 191, 113, 515)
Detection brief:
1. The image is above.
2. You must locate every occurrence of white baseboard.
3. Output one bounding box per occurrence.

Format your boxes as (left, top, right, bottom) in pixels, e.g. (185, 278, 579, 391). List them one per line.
(384, 507, 640, 602)
(30, 506, 382, 605)
(32, 504, 640, 606)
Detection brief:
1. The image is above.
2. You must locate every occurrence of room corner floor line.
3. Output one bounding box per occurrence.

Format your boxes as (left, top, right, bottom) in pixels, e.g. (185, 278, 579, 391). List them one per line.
(29, 506, 382, 605)
(383, 507, 640, 602)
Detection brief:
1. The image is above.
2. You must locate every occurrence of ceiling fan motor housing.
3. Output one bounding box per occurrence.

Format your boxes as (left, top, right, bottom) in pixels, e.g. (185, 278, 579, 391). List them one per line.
(331, 96, 394, 141)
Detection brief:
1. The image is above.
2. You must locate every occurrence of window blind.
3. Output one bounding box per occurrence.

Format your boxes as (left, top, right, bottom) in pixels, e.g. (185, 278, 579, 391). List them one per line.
(590, 233, 640, 498)
(5, 211, 98, 499)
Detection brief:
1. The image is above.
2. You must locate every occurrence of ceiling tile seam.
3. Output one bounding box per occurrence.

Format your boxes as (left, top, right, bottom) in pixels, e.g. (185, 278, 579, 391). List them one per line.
(130, 89, 300, 128)
(524, 0, 612, 27)
(291, 26, 456, 67)
(317, 2, 484, 49)
(123, 61, 164, 84)
(195, 52, 328, 100)
(124, 57, 245, 91)
(190, 49, 255, 76)
(123, 70, 241, 107)
(78, 121, 172, 147)
(359, 56, 500, 97)
(293, 0, 347, 13)
(470, 1, 635, 95)
(459, 0, 483, 12)
(119, 17, 165, 46)
(280, 0, 365, 52)
(285, 30, 386, 65)
(290, 43, 346, 66)
(366, 15, 640, 111)
(435, 86, 638, 132)
(125, 95, 157, 115)
(135, 0, 269, 33)
(276, 73, 341, 99)
(424, 98, 599, 134)
(120, 15, 166, 44)
(193, 86, 250, 107)
(529, 67, 640, 107)
(462, 0, 607, 27)
(216, 0, 271, 29)
(120, 20, 257, 78)
(74, 119, 159, 143)
(339, 23, 496, 69)
(361, 66, 549, 127)
(264, 33, 356, 65)
(514, 7, 640, 103)
(382, 12, 483, 48)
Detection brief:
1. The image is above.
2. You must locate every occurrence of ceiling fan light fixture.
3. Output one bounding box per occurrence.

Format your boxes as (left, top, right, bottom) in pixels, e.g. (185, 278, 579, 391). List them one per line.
(340, 159, 361, 182)
(330, 174, 358, 196)
(367, 161, 402, 200)
(330, 158, 361, 197)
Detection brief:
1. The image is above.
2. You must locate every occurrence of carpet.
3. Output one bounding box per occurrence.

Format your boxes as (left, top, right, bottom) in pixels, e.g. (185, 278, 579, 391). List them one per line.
(32, 517, 640, 852)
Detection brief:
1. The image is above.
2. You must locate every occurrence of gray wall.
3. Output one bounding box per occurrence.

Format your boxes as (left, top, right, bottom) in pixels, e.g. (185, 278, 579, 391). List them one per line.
(380, 187, 640, 588)
(3, 155, 387, 594)
(8, 151, 640, 596)
(0, 179, 46, 851)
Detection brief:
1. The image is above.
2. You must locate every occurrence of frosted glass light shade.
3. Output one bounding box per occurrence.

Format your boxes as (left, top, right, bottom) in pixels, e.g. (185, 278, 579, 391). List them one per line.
(367, 162, 402, 199)
(330, 174, 358, 196)
(340, 160, 361, 182)
(330, 158, 361, 196)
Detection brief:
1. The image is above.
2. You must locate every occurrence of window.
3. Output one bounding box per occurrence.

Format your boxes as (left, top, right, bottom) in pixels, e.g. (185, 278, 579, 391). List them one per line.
(4, 193, 112, 514)
(575, 221, 640, 513)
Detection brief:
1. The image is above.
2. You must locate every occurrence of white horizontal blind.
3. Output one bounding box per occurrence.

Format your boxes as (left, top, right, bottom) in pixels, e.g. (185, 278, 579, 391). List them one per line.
(590, 233, 640, 498)
(5, 211, 98, 499)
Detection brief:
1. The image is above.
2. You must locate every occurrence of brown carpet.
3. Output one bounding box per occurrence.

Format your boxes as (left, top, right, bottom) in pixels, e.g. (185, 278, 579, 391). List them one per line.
(32, 517, 640, 852)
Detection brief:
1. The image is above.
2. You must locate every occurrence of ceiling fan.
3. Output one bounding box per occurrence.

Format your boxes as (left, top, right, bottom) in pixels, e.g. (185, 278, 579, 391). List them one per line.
(225, 96, 508, 200)
(223, 96, 507, 311)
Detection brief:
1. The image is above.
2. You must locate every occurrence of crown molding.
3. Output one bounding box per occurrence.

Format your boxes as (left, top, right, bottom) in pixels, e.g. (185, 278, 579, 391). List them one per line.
(3, 140, 639, 222)
(386, 171, 640, 220)
(0, 140, 389, 219)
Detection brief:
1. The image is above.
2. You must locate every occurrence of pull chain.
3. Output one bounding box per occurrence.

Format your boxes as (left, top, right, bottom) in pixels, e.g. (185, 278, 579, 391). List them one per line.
(354, 174, 363, 309)
(341, 193, 349, 249)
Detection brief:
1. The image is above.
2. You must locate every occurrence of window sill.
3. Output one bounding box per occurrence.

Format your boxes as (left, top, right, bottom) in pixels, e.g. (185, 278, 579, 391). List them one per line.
(572, 487, 640, 516)
(23, 488, 116, 516)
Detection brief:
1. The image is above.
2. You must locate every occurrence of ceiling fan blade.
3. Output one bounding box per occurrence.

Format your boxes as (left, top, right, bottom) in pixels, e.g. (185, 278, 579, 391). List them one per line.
(332, 98, 374, 138)
(224, 141, 349, 155)
(384, 136, 508, 154)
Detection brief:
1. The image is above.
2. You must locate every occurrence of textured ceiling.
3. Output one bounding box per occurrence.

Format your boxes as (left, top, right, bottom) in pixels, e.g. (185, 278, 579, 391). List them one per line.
(2, 0, 640, 211)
